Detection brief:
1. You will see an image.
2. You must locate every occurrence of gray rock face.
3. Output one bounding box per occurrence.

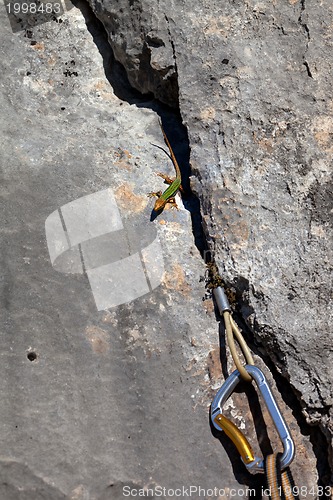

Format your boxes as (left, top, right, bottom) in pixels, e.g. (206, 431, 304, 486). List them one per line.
(89, 0, 333, 481)
(0, 0, 332, 497)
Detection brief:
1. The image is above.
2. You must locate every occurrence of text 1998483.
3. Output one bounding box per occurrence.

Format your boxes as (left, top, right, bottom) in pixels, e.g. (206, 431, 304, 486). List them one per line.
(4, 0, 74, 32)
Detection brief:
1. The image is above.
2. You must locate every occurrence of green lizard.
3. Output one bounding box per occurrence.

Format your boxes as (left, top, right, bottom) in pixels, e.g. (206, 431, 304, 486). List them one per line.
(149, 121, 182, 212)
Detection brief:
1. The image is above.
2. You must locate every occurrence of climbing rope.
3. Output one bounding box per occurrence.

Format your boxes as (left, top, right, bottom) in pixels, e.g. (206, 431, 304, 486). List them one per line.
(265, 453, 300, 500)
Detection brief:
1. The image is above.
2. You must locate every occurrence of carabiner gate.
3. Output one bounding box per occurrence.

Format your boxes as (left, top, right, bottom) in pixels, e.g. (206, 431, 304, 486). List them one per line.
(211, 365, 295, 473)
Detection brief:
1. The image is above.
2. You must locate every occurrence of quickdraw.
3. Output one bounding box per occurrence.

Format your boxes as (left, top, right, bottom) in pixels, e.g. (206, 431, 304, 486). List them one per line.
(210, 285, 300, 499)
(211, 365, 295, 472)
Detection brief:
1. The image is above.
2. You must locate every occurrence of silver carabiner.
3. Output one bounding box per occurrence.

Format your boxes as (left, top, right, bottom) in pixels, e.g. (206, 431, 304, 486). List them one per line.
(211, 365, 295, 472)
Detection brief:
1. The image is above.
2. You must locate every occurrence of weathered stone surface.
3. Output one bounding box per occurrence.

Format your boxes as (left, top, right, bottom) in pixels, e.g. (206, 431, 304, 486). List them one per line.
(0, 0, 332, 498)
(1, 6, 232, 497)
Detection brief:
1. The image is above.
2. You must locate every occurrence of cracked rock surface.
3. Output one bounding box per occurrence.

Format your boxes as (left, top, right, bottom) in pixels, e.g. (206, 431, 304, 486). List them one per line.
(89, 0, 333, 482)
(0, 0, 332, 498)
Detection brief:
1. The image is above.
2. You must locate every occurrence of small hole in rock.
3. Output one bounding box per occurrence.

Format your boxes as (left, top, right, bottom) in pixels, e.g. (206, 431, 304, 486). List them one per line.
(27, 352, 37, 362)
(222, 58, 229, 65)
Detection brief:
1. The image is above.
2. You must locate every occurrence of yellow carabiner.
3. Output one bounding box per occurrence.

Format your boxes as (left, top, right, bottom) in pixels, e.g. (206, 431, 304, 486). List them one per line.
(213, 413, 255, 465)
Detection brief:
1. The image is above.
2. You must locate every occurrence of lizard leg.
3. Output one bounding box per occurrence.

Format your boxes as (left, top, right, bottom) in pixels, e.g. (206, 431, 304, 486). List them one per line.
(147, 190, 162, 199)
(166, 196, 179, 210)
(156, 173, 185, 193)
(156, 173, 174, 185)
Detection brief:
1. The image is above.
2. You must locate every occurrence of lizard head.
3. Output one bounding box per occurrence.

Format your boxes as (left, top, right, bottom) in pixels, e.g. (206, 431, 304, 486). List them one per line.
(154, 197, 167, 212)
